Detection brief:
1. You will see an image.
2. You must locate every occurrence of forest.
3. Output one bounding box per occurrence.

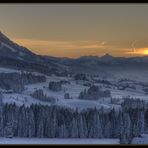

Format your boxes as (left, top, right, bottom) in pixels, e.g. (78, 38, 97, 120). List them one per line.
(0, 97, 146, 144)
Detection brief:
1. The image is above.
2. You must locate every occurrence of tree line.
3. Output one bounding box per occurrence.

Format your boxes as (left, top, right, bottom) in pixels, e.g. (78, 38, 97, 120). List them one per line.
(0, 72, 46, 93)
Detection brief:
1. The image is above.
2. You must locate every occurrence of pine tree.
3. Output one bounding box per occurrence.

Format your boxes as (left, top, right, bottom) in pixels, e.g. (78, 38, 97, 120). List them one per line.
(71, 116, 79, 138)
(78, 114, 86, 138)
(18, 105, 26, 137)
(28, 108, 35, 137)
(120, 113, 131, 144)
(4, 122, 13, 138)
(58, 122, 68, 138)
(93, 112, 103, 138)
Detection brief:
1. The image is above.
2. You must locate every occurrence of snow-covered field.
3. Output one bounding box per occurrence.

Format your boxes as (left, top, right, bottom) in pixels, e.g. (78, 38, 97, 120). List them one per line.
(0, 67, 148, 110)
(0, 138, 120, 144)
(132, 134, 148, 144)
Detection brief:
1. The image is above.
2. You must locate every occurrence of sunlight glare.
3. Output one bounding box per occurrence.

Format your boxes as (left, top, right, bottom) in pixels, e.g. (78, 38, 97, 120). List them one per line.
(143, 49, 148, 55)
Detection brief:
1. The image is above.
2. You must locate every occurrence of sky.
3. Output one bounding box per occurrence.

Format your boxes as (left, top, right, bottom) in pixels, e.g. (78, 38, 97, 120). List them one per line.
(0, 4, 148, 58)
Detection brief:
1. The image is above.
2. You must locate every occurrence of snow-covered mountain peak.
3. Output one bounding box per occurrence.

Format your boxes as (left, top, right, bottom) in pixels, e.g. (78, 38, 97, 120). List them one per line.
(0, 31, 36, 60)
(100, 53, 114, 59)
(0, 31, 8, 39)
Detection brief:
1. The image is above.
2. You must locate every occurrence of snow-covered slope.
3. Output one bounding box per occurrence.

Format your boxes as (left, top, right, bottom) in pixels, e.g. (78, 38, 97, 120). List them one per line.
(0, 138, 120, 144)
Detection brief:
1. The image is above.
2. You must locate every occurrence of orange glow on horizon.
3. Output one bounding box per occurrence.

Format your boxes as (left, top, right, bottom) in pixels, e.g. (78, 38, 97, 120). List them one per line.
(126, 48, 148, 56)
(11, 38, 148, 58)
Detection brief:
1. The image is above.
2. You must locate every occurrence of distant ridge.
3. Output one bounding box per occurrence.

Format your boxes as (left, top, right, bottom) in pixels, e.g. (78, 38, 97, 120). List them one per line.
(1, 31, 148, 79)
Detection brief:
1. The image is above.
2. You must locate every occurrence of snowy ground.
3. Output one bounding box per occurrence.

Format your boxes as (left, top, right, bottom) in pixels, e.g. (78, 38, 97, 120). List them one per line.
(132, 134, 148, 144)
(1, 67, 148, 110)
(0, 138, 120, 144)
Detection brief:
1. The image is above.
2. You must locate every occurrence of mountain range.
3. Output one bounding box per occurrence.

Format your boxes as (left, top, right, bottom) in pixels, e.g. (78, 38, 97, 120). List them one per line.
(0, 31, 148, 80)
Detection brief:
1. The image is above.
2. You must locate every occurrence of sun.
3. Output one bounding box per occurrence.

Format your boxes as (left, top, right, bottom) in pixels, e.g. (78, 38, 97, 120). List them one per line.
(143, 49, 148, 55)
